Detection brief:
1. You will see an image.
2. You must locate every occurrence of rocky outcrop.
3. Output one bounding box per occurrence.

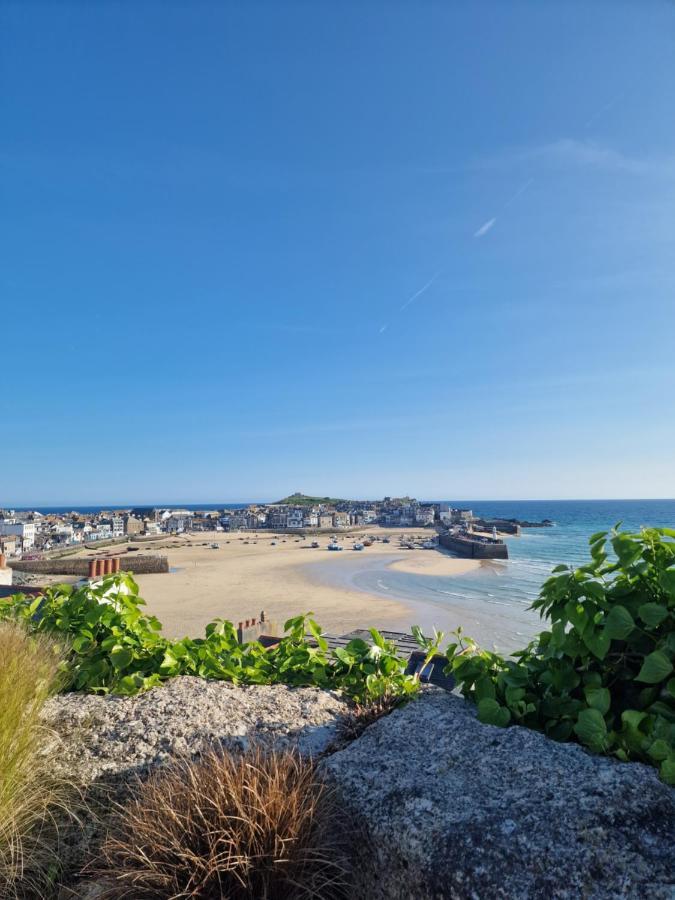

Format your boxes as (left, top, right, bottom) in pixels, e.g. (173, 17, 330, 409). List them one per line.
(44, 677, 349, 784)
(321, 689, 675, 899)
(47, 681, 675, 898)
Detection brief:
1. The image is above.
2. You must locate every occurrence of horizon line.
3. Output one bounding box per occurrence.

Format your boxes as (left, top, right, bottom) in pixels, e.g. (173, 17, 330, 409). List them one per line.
(3, 496, 675, 509)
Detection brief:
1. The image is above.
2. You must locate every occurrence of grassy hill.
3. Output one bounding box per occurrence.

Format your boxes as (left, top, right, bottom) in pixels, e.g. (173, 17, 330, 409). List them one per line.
(274, 493, 346, 506)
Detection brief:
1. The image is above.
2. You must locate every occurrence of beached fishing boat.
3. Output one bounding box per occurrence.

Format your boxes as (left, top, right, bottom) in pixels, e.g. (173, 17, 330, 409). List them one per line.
(327, 540, 342, 551)
(353, 542, 364, 550)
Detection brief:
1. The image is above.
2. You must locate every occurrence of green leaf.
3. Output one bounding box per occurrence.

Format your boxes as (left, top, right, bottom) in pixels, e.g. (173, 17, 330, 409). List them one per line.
(567, 602, 588, 632)
(621, 708, 648, 731)
(660, 757, 675, 786)
(603, 604, 635, 640)
(611, 534, 642, 568)
(307, 618, 328, 652)
(649, 701, 675, 722)
(583, 628, 611, 660)
(72, 634, 95, 653)
(333, 647, 353, 665)
(110, 645, 134, 670)
(477, 698, 511, 727)
(160, 649, 180, 671)
(636, 651, 673, 684)
(474, 676, 496, 702)
(659, 568, 675, 597)
(574, 708, 608, 752)
(584, 686, 610, 716)
(115, 674, 144, 695)
(637, 603, 668, 628)
(647, 739, 671, 762)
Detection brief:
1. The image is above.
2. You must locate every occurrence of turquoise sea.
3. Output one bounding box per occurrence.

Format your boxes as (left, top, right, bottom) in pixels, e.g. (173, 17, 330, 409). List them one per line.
(305, 499, 675, 648)
(421, 499, 675, 609)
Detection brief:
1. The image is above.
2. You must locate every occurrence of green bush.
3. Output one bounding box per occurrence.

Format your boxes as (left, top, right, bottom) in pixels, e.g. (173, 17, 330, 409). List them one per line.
(445, 527, 675, 784)
(0, 575, 439, 705)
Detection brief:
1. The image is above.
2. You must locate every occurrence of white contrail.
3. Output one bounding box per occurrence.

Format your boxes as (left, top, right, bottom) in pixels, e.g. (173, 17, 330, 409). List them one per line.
(399, 270, 442, 311)
(473, 178, 534, 238)
(585, 93, 623, 129)
(474, 217, 496, 238)
(378, 270, 442, 334)
(502, 177, 534, 209)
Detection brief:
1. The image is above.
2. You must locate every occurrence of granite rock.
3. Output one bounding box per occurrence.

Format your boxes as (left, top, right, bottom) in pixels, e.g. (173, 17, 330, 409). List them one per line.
(321, 688, 675, 899)
(44, 675, 349, 785)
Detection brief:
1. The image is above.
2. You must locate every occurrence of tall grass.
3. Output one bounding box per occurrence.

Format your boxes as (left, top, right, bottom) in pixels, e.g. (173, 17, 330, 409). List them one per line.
(0, 622, 72, 897)
(95, 744, 351, 899)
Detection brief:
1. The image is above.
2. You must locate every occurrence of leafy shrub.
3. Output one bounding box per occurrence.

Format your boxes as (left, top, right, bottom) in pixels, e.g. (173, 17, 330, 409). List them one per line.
(0, 577, 437, 704)
(1, 574, 169, 695)
(0, 623, 74, 897)
(446, 527, 675, 784)
(93, 745, 351, 899)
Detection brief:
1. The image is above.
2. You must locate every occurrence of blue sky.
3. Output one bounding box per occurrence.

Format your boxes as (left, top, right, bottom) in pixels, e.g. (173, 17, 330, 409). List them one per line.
(2, 1, 675, 504)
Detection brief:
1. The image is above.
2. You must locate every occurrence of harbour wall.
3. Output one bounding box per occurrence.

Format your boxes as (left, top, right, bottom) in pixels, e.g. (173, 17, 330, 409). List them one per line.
(8, 555, 169, 576)
(474, 519, 522, 535)
(439, 533, 509, 560)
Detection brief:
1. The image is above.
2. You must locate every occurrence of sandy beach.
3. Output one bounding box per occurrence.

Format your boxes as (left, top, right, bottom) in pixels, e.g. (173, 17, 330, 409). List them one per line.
(62, 527, 540, 651)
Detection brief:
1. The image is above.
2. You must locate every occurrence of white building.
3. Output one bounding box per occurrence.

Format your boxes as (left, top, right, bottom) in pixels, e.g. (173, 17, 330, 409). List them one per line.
(287, 510, 304, 529)
(0, 521, 36, 549)
(415, 506, 436, 526)
(165, 515, 190, 533)
(111, 516, 125, 538)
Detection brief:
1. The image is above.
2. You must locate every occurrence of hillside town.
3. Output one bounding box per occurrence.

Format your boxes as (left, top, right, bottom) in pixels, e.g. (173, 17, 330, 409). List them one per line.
(0, 496, 477, 559)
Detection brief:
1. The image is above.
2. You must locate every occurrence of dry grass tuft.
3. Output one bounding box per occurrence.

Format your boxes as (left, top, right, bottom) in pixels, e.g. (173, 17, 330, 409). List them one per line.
(0, 621, 74, 898)
(95, 744, 351, 899)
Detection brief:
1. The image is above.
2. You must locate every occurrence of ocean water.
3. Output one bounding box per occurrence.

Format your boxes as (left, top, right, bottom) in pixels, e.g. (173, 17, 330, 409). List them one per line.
(430, 499, 675, 609)
(12, 503, 249, 514)
(306, 500, 675, 643)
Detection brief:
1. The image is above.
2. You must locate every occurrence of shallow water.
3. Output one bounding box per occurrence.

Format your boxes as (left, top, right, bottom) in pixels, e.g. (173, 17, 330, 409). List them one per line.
(304, 500, 675, 646)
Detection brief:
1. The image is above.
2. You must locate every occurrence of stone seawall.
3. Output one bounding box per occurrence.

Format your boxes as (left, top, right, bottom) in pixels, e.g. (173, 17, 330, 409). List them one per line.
(439, 533, 509, 559)
(474, 518, 522, 535)
(8, 555, 169, 576)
